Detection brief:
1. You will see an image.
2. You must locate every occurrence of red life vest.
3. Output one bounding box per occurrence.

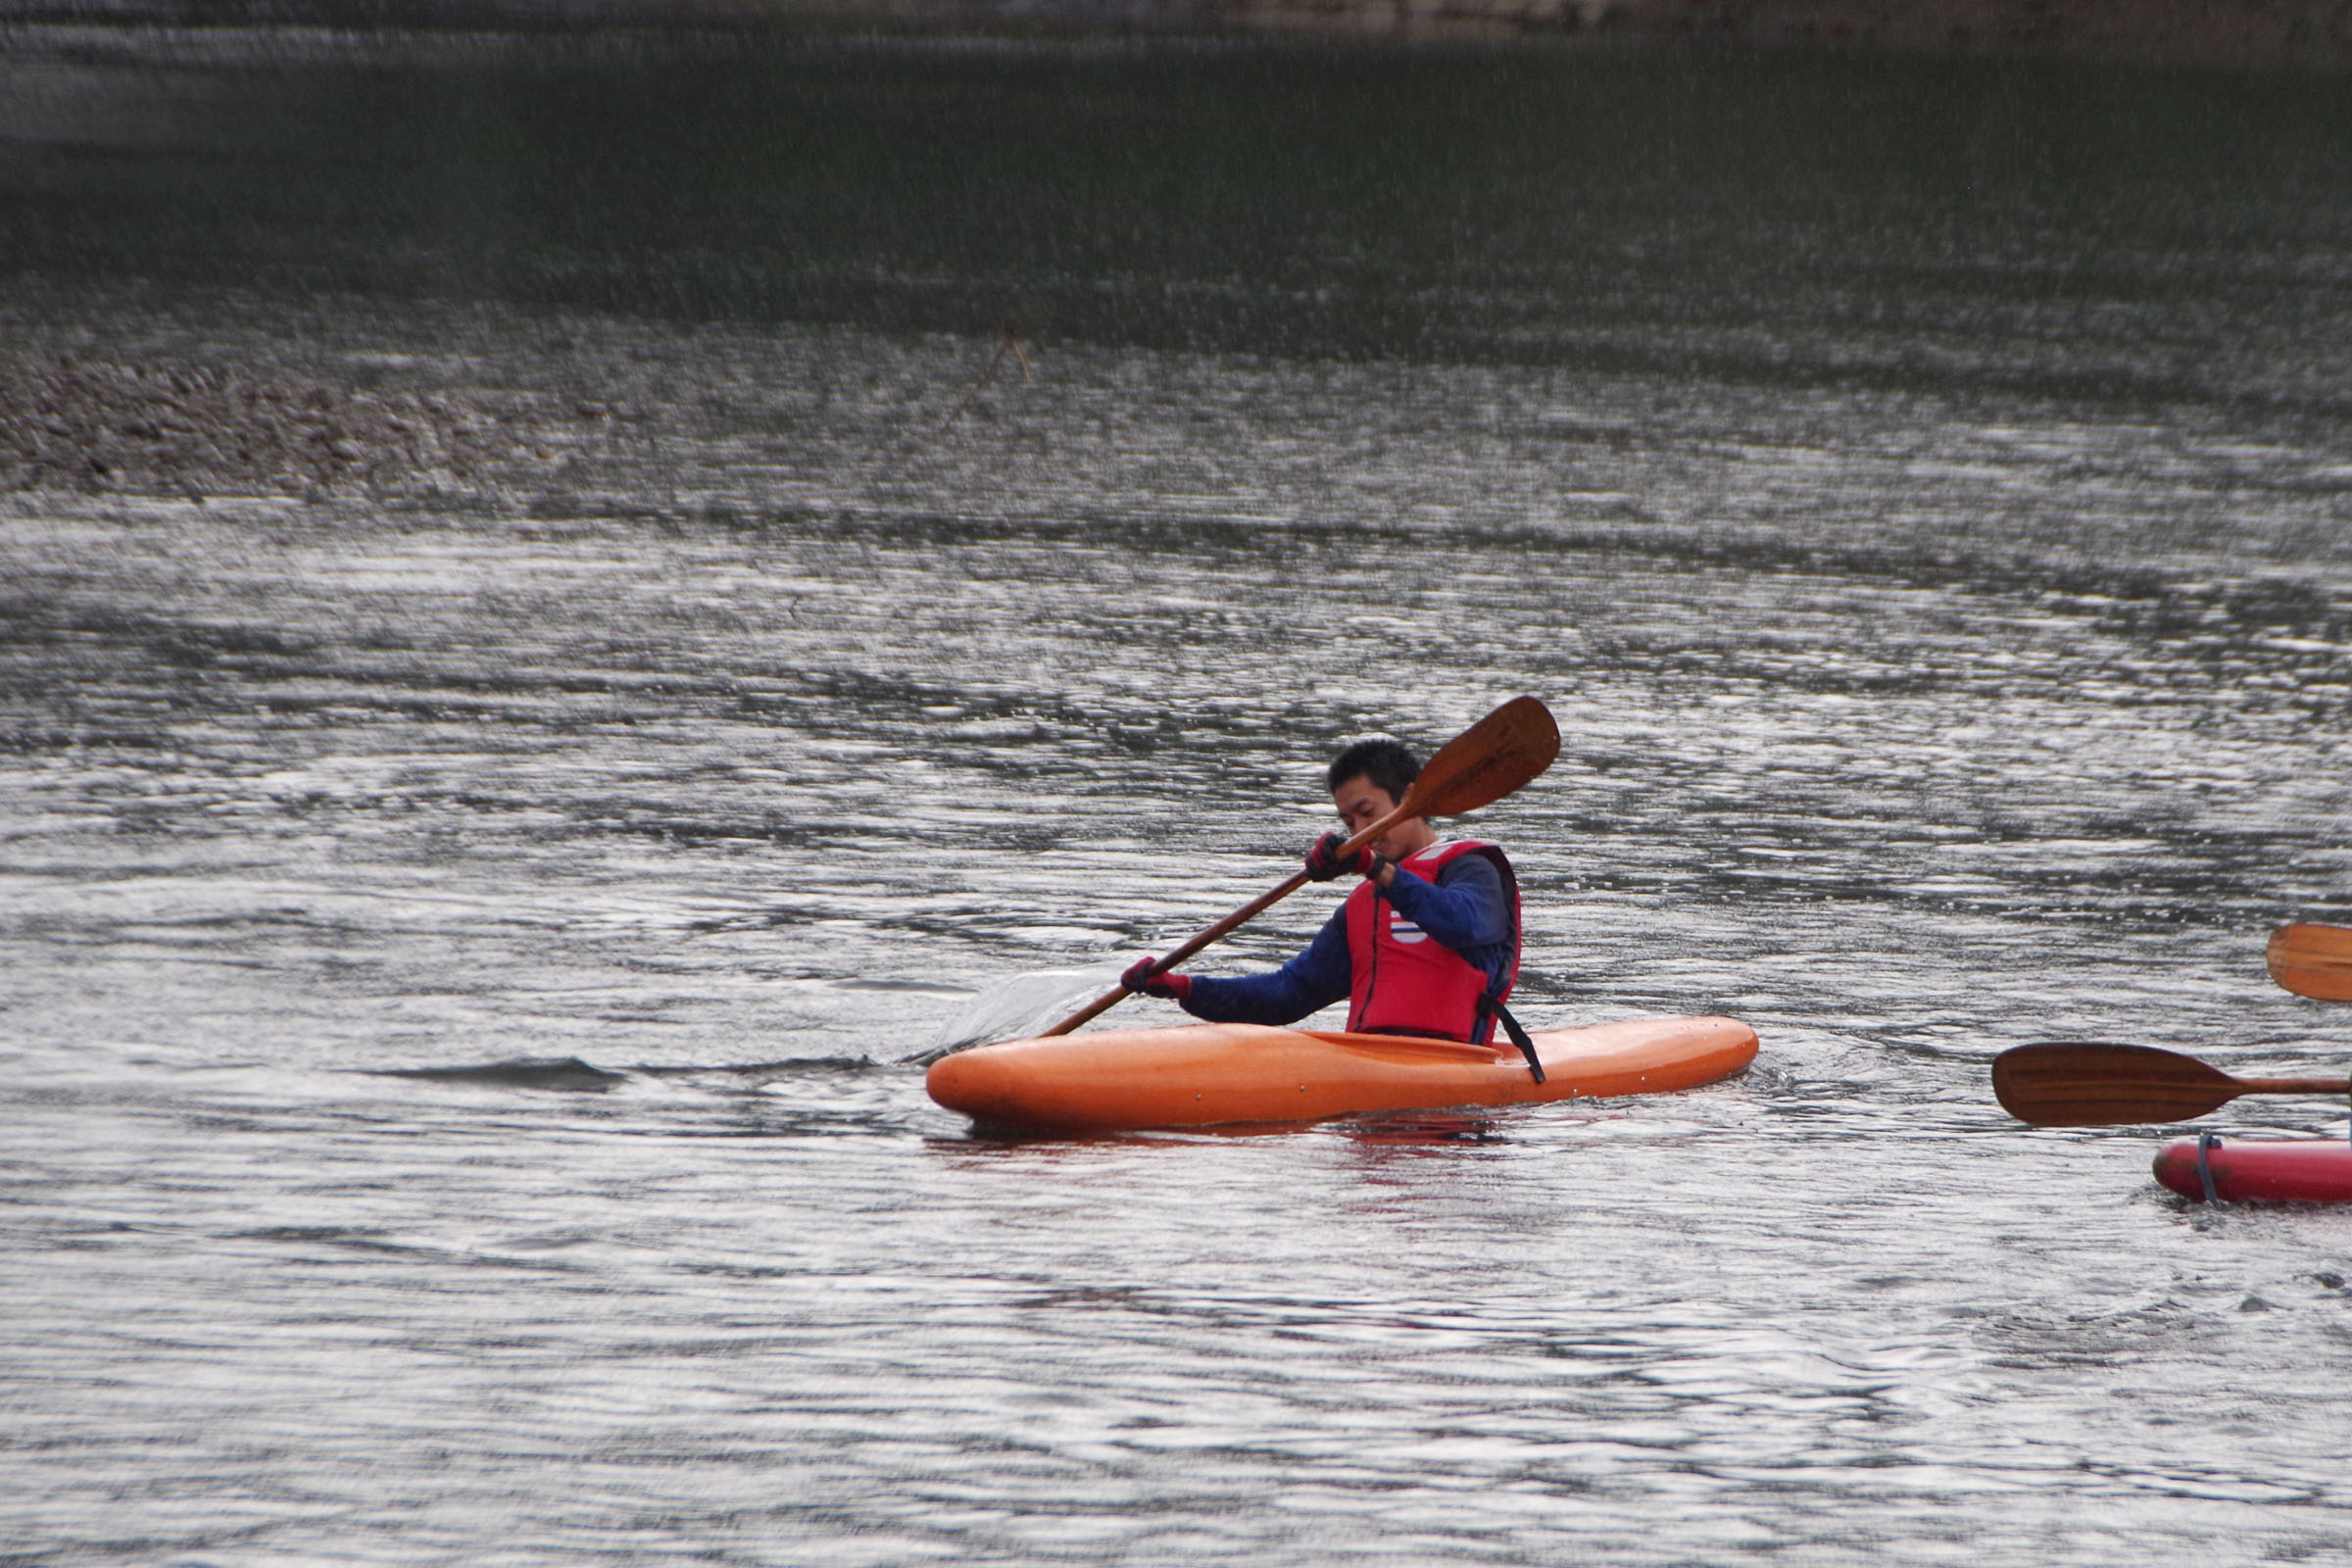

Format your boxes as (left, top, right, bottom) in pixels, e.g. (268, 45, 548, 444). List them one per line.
(1343, 839, 1521, 1043)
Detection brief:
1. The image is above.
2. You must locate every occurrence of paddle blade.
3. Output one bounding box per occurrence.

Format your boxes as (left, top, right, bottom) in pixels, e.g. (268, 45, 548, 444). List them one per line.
(2269, 922, 2352, 1001)
(1990, 1043, 2245, 1127)
(1404, 696, 1559, 818)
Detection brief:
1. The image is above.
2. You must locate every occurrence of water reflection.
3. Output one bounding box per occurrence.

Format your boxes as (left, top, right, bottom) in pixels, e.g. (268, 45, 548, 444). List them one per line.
(1336, 1110, 1510, 1147)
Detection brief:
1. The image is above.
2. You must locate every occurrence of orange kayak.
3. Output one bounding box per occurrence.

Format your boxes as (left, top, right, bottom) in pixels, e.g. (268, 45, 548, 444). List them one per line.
(926, 1014, 1758, 1133)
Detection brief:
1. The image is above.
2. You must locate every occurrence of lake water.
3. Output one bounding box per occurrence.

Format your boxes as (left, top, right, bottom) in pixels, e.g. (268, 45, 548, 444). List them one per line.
(6, 27, 2352, 1565)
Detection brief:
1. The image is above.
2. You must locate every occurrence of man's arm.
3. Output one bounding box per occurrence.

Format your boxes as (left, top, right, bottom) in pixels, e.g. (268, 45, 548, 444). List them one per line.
(1380, 853, 1511, 955)
(1178, 905, 1352, 1027)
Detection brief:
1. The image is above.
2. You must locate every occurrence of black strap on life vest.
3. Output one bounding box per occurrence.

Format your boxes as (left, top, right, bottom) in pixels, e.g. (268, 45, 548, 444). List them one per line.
(1477, 993, 1544, 1084)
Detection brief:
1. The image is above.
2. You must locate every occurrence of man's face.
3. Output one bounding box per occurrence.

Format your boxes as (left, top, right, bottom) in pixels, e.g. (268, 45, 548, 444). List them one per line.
(1331, 773, 1415, 860)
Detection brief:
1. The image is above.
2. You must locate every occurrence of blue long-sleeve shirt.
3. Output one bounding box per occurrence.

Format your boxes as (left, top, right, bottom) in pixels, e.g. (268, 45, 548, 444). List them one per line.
(1180, 849, 1515, 1035)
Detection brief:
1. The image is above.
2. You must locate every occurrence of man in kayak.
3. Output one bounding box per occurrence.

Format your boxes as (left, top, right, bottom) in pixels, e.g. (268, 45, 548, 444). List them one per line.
(1119, 737, 1529, 1055)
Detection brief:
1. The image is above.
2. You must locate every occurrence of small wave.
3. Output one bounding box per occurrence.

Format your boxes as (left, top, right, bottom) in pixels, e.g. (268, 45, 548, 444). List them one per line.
(366, 1056, 628, 1092)
(635, 1056, 883, 1078)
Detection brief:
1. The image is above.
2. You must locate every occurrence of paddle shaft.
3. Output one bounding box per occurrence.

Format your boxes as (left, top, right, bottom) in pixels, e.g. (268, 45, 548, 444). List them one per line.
(1043, 798, 1416, 1038)
(2232, 1077, 2351, 1097)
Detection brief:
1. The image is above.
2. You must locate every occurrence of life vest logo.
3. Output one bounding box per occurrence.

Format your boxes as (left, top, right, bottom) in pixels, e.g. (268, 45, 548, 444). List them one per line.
(1388, 917, 1429, 945)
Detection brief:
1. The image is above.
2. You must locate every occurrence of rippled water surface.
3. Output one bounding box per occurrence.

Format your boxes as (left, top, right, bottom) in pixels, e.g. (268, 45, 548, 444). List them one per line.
(6, 30, 2352, 1566)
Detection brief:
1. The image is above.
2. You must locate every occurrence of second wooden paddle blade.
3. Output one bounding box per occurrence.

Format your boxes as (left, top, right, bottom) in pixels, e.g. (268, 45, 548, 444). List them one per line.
(2269, 922, 2352, 1002)
(1990, 1042, 2239, 1127)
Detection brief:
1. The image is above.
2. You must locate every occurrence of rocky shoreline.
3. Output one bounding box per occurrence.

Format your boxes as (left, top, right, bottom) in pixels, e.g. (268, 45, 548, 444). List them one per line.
(0, 354, 608, 505)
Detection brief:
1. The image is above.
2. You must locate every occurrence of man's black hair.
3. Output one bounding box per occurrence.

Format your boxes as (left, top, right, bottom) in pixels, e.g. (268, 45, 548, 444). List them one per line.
(1327, 737, 1420, 803)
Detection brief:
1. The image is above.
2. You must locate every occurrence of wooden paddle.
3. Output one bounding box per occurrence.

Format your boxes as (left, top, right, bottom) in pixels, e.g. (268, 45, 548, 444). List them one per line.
(1043, 695, 1561, 1037)
(2268, 922, 2352, 1002)
(1991, 1042, 2349, 1127)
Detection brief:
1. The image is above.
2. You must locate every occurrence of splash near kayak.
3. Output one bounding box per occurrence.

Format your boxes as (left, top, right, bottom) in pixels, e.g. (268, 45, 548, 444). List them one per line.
(927, 1014, 1757, 1133)
(2152, 1137, 2352, 1204)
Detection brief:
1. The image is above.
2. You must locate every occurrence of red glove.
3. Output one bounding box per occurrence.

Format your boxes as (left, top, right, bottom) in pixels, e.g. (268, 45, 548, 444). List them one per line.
(1303, 830, 1376, 883)
(1121, 956, 1192, 1002)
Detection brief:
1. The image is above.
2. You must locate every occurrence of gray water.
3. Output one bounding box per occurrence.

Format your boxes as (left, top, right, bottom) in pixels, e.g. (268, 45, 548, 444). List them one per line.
(7, 29, 2352, 1566)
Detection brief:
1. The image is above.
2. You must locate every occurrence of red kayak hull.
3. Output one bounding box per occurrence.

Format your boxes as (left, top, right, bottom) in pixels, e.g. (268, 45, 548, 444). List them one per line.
(927, 1014, 1758, 1133)
(2152, 1137, 2352, 1203)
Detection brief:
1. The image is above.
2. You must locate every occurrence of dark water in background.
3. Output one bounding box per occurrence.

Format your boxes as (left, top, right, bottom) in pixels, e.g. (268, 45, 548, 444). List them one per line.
(7, 27, 2352, 1565)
